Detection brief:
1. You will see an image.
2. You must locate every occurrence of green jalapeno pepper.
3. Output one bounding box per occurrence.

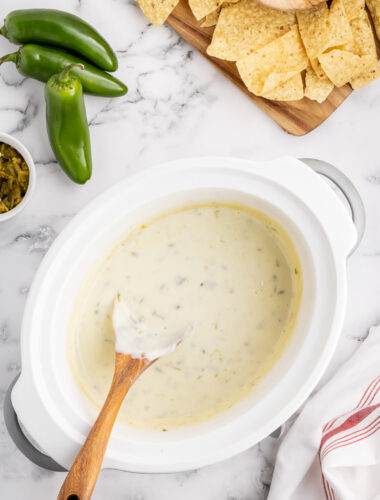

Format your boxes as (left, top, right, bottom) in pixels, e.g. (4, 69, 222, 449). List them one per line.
(0, 9, 118, 72)
(0, 45, 127, 97)
(45, 64, 92, 184)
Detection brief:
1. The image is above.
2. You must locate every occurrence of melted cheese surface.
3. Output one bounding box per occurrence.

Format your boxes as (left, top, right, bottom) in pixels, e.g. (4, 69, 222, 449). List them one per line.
(68, 203, 302, 430)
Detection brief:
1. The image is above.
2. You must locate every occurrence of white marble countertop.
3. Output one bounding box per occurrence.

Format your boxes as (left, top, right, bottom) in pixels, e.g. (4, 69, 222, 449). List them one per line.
(1, 0, 380, 498)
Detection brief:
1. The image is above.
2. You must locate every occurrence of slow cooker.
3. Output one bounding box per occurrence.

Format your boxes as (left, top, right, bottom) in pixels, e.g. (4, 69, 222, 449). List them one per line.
(4, 156, 365, 473)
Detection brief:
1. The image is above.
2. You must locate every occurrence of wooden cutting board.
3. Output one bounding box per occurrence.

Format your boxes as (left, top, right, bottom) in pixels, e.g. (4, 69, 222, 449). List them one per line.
(167, 1, 352, 136)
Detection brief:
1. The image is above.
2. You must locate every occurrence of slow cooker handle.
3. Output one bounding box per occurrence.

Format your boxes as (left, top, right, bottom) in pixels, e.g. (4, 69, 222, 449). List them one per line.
(4, 374, 67, 472)
(300, 158, 366, 255)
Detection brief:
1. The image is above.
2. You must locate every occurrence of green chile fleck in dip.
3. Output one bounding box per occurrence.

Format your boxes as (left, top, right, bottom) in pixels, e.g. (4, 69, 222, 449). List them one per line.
(68, 203, 302, 430)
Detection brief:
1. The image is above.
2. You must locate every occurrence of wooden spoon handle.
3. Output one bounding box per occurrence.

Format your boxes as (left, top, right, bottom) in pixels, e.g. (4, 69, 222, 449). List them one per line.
(57, 354, 150, 500)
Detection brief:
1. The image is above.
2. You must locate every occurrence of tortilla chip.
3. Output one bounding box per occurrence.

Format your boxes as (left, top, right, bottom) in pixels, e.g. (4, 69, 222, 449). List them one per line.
(207, 0, 296, 61)
(339, 10, 380, 87)
(261, 73, 304, 101)
(262, 70, 299, 94)
(343, 0, 365, 21)
(297, 0, 352, 78)
(236, 27, 308, 95)
(189, 0, 238, 20)
(344, 11, 378, 56)
(201, 7, 222, 27)
(296, 3, 330, 76)
(307, 58, 326, 78)
(366, 0, 380, 41)
(319, 49, 377, 86)
(305, 66, 334, 102)
(350, 62, 380, 88)
(329, 0, 353, 44)
(136, 0, 179, 25)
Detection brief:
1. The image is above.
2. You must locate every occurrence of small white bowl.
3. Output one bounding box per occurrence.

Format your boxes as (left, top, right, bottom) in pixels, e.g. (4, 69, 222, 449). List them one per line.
(0, 132, 36, 222)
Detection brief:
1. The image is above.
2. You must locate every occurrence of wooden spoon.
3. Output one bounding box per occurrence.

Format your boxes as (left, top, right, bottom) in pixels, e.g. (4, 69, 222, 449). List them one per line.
(57, 296, 192, 500)
(257, 0, 325, 10)
(57, 354, 152, 500)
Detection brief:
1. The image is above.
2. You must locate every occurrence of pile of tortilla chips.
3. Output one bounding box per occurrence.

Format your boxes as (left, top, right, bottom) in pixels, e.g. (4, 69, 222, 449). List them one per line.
(136, 0, 380, 102)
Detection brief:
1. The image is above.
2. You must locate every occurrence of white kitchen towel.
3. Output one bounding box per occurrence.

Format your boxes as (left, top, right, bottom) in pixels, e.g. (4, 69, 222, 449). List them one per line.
(268, 325, 380, 500)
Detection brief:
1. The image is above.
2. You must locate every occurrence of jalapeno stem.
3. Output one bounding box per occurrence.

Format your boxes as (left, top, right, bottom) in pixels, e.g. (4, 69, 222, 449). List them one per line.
(59, 62, 85, 81)
(0, 51, 18, 65)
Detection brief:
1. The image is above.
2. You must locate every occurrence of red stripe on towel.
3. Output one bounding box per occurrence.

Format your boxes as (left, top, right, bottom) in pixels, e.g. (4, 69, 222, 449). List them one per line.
(320, 404, 380, 451)
(358, 375, 380, 408)
(322, 415, 380, 458)
(322, 375, 380, 434)
(320, 375, 380, 498)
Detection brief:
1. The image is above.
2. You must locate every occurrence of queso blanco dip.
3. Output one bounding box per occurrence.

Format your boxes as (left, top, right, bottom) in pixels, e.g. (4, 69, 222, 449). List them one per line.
(68, 203, 302, 430)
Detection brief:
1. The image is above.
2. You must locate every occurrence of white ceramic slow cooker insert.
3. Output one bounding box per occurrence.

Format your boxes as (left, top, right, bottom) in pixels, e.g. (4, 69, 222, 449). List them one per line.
(8, 156, 364, 473)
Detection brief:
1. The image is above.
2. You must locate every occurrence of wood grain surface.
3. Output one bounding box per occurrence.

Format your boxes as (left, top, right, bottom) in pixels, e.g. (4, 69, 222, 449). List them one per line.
(167, 0, 353, 136)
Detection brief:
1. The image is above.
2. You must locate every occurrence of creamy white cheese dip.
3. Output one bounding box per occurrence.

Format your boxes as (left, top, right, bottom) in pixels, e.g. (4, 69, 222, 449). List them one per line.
(68, 203, 302, 430)
(112, 295, 194, 360)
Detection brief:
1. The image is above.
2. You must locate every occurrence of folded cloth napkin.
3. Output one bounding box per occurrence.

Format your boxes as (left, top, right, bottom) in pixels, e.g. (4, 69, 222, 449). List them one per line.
(268, 326, 380, 500)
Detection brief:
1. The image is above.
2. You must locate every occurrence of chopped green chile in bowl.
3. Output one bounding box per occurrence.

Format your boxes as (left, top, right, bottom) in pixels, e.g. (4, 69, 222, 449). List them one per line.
(0, 142, 30, 213)
(0, 133, 36, 222)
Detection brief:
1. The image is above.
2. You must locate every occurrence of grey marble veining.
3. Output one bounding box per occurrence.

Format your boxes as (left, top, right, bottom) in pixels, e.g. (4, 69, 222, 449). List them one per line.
(1, 0, 380, 498)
